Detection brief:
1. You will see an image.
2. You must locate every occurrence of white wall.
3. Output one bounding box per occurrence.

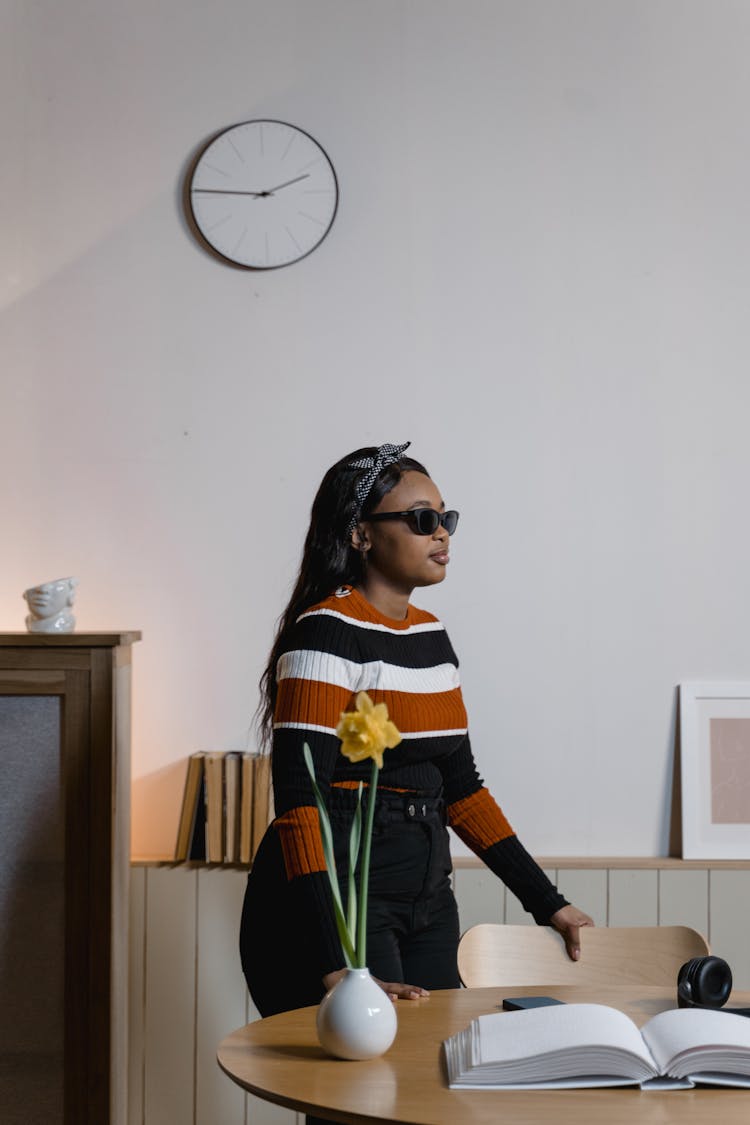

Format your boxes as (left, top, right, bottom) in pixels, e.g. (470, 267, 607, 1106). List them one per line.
(3, 0, 750, 859)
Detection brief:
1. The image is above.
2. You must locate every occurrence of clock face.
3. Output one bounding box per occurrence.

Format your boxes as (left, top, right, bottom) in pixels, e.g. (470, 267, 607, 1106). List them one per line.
(189, 120, 339, 269)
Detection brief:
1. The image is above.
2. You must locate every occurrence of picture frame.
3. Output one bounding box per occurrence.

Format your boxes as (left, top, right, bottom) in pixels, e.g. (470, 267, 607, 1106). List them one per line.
(680, 682, 750, 859)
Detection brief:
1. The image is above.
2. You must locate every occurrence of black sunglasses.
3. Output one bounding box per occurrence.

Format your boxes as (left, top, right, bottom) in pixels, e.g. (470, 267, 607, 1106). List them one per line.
(366, 508, 460, 536)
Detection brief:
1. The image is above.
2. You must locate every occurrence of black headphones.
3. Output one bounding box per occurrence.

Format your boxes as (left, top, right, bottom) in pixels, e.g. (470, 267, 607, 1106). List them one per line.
(677, 956, 750, 1016)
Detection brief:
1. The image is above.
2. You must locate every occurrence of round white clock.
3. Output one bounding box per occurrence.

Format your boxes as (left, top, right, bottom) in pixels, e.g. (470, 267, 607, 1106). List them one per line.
(188, 120, 339, 269)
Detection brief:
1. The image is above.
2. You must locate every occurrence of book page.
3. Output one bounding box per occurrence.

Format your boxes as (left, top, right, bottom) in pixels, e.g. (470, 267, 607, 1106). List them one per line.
(473, 1004, 658, 1080)
(642, 1008, 750, 1079)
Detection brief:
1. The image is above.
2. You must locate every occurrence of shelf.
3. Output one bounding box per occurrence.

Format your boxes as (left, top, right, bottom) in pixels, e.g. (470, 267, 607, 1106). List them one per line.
(132, 854, 750, 870)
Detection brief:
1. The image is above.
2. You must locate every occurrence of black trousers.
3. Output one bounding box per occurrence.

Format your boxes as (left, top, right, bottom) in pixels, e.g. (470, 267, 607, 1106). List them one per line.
(240, 788, 461, 1018)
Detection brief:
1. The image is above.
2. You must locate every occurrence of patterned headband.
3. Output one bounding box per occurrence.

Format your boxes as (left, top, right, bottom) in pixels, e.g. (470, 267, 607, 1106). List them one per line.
(346, 441, 411, 535)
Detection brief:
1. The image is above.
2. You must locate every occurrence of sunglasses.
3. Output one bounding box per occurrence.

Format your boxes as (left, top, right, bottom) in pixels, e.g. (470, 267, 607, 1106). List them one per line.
(366, 508, 460, 536)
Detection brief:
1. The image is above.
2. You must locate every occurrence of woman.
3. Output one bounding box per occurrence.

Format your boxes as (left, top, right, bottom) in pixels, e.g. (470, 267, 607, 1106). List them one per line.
(240, 442, 593, 1021)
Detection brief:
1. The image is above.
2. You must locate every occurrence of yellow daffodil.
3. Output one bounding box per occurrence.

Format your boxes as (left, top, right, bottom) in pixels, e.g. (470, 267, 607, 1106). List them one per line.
(336, 691, 402, 769)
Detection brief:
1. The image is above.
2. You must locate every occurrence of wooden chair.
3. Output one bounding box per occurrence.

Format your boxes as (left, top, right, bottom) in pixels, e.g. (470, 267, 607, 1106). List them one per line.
(457, 924, 709, 988)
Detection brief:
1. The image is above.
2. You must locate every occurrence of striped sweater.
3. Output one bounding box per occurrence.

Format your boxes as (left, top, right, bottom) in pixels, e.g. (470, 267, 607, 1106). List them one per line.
(271, 584, 566, 975)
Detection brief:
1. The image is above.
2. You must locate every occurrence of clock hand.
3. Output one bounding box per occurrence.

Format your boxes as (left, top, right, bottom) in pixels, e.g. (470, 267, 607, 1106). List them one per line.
(192, 174, 311, 199)
(260, 173, 310, 194)
(192, 189, 267, 197)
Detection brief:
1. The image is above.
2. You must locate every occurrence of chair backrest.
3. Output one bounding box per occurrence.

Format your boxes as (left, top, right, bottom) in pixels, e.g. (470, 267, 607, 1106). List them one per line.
(457, 924, 710, 989)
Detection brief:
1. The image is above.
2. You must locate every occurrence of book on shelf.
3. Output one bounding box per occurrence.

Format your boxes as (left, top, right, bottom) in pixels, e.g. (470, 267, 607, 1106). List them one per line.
(239, 751, 273, 863)
(224, 752, 241, 863)
(443, 1003, 750, 1090)
(204, 752, 225, 863)
(175, 750, 274, 865)
(251, 752, 272, 859)
(239, 753, 255, 864)
(174, 752, 206, 861)
(188, 768, 207, 860)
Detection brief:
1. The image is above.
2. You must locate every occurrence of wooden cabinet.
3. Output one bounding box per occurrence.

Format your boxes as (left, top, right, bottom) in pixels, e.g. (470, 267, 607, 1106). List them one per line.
(0, 633, 140, 1125)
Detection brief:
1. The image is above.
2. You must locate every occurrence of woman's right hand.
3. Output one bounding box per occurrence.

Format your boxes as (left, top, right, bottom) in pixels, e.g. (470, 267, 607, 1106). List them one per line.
(322, 968, 429, 1000)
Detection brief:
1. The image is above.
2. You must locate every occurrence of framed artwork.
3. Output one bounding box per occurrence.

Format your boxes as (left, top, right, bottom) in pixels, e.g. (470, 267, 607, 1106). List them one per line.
(680, 682, 750, 859)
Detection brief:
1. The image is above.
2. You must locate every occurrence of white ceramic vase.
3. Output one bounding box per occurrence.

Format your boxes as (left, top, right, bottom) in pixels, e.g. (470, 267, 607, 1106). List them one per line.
(316, 967, 397, 1060)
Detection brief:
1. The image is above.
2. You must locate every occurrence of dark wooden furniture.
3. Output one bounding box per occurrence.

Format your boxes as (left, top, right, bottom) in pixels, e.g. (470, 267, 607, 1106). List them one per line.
(0, 633, 140, 1125)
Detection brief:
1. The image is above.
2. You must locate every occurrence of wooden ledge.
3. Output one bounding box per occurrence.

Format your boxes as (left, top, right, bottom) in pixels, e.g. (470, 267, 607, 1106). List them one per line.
(453, 855, 750, 870)
(131, 855, 750, 870)
(0, 632, 141, 646)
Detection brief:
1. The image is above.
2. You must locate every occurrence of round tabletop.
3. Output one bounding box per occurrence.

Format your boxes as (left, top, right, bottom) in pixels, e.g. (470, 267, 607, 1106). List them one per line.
(217, 984, 750, 1124)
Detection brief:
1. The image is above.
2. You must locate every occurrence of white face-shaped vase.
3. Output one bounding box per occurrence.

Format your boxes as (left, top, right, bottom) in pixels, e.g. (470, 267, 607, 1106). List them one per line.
(23, 577, 79, 633)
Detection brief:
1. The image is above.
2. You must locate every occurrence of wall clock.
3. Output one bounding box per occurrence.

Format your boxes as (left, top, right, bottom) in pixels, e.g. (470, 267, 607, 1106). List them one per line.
(188, 120, 339, 269)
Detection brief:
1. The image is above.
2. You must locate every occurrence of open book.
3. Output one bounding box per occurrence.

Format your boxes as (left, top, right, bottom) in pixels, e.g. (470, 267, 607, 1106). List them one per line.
(443, 1003, 750, 1090)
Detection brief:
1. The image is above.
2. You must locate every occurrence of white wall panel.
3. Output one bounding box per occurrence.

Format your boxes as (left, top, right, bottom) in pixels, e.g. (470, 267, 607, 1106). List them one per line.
(453, 866, 504, 933)
(658, 869, 709, 937)
(608, 870, 658, 926)
(196, 869, 248, 1125)
(128, 866, 146, 1125)
(709, 870, 750, 990)
(143, 868, 197, 1125)
(555, 870, 608, 926)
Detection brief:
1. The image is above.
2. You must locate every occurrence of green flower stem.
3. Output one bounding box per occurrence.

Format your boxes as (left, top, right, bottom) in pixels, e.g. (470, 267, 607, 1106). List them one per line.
(303, 743, 356, 966)
(346, 785, 363, 943)
(355, 758, 380, 968)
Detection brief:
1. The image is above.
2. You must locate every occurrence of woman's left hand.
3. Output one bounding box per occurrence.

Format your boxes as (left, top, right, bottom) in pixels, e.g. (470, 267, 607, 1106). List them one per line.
(549, 904, 594, 961)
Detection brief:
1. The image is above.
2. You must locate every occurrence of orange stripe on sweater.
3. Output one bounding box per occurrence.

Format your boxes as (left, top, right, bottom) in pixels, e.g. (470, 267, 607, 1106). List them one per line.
(275, 807, 327, 879)
(358, 687, 467, 734)
(275, 681, 467, 736)
(275, 679, 355, 728)
(331, 781, 411, 793)
(446, 787, 515, 851)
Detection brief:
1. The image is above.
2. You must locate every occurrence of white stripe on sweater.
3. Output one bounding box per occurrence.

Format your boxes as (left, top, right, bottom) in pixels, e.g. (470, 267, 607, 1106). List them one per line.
(274, 720, 468, 739)
(277, 648, 461, 695)
(298, 606, 445, 635)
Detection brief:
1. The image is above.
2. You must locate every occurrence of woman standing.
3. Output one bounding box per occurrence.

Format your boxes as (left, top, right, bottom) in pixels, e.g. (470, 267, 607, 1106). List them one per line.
(240, 442, 592, 1023)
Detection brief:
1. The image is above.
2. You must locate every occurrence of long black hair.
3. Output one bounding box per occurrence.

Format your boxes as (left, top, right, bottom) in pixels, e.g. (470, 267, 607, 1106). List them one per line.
(257, 445, 429, 748)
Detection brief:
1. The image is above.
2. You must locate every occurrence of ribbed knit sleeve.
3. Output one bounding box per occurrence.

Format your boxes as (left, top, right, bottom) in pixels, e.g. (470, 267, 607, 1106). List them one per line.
(438, 735, 568, 925)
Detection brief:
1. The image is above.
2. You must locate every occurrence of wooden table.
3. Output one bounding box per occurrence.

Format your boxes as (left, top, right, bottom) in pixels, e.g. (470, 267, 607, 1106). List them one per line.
(218, 984, 750, 1124)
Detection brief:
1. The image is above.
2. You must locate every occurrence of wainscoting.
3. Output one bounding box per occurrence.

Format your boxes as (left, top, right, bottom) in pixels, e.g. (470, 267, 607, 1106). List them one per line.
(128, 859, 750, 1125)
